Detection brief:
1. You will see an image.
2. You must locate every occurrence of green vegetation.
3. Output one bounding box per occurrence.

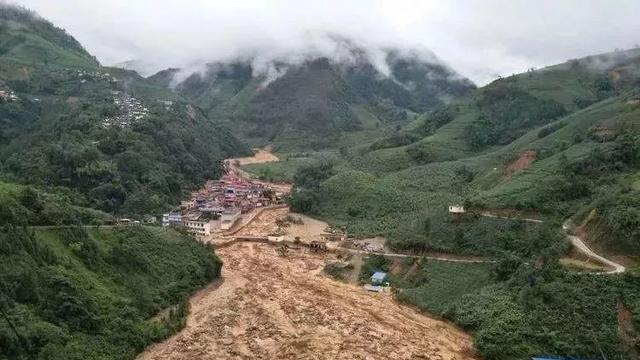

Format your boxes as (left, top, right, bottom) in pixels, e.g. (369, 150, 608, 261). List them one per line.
(323, 261, 354, 282)
(0, 226, 221, 360)
(394, 259, 492, 315)
(464, 84, 567, 149)
(447, 272, 640, 360)
(243, 154, 317, 182)
(0, 5, 249, 218)
(0, 5, 97, 69)
(0, 182, 109, 226)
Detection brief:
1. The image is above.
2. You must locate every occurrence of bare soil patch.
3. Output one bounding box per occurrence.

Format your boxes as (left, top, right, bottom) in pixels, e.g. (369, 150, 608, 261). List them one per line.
(230, 148, 280, 166)
(504, 150, 536, 178)
(226, 148, 292, 194)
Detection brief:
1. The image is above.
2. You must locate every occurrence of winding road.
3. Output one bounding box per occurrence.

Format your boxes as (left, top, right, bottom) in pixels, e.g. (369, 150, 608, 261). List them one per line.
(562, 220, 626, 274)
(478, 212, 625, 274)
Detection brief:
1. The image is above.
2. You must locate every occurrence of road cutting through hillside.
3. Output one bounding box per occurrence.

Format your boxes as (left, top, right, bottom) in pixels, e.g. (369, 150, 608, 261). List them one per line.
(478, 211, 626, 274)
(137, 242, 479, 360)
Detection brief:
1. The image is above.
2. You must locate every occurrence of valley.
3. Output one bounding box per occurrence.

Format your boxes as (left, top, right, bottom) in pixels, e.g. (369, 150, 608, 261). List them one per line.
(140, 147, 625, 360)
(140, 150, 489, 359)
(1, 4, 640, 359)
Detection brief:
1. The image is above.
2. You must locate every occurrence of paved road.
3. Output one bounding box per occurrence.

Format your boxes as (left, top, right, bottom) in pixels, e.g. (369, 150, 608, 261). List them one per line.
(26, 225, 119, 230)
(479, 212, 544, 223)
(340, 248, 494, 264)
(478, 212, 625, 274)
(562, 221, 626, 274)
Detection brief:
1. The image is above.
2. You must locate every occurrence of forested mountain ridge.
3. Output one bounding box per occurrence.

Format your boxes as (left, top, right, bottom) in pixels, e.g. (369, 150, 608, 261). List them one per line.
(0, 4, 249, 220)
(155, 41, 475, 150)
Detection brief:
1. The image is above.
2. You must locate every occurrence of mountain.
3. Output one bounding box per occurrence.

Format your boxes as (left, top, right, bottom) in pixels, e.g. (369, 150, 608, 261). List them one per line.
(0, 4, 249, 218)
(157, 42, 475, 151)
(284, 46, 640, 257)
(253, 47, 640, 359)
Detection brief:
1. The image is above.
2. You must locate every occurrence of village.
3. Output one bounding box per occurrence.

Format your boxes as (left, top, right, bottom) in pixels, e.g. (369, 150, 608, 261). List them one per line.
(68, 68, 120, 84)
(102, 90, 149, 128)
(0, 89, 19, 102)
(160, 157, 284, 234)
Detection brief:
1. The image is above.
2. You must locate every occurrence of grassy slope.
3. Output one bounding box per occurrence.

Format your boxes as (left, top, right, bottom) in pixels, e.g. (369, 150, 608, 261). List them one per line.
(0, 29, 96, 69)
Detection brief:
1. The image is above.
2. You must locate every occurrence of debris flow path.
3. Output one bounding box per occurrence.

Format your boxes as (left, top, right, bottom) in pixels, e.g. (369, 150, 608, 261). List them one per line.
(137, 243, 479, 360)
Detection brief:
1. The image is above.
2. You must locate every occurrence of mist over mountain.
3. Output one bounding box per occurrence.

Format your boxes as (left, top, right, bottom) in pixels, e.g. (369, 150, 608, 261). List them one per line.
(146, 36, 475, 150)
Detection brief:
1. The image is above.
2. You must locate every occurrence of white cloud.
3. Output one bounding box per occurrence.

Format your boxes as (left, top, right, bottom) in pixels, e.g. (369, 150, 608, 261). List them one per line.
(11, 0, 640, 84)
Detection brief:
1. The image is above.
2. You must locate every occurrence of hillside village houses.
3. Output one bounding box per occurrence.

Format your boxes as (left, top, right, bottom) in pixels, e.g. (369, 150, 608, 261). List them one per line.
(0, 90, 19, 102)
(102, 91, 148, 129)
(163, 172, 278, 237)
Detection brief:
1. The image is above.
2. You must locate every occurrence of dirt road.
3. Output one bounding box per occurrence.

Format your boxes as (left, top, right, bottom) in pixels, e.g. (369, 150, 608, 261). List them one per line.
(137, 243, 479, 360)
(225, 147, 292, 194)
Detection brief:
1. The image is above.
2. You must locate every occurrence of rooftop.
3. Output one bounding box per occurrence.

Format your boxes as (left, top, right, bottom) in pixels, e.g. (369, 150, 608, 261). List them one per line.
(371, 272, 387, 282)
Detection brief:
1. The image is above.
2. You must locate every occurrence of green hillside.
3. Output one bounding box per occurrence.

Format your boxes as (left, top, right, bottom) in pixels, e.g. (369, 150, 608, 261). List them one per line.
(165, 43, 475, 151)
(0, 181, 109, 226)
(0, 226, 221, 360)
(0, 5, 249, 218)
(0, 5, 97, 69)
(283, 48, 640, 254)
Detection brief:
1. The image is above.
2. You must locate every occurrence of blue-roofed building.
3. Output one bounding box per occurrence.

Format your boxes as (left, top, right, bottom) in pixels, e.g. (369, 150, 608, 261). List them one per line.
(370, 271, 387, 285)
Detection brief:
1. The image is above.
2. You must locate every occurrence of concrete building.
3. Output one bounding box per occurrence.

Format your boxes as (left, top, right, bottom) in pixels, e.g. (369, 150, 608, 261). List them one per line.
(162, 212, 183, 227)
(183, 219, 220, 236)
(220, 208, 241, 230)
(448, 205, 466, 214)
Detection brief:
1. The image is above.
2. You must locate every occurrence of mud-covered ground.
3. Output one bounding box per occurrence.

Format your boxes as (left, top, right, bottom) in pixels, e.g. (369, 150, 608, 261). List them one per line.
(137, 243, 479, 360)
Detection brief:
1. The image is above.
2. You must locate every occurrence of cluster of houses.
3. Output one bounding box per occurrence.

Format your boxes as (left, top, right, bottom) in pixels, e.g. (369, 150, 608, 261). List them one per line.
(69, 68, 119, 84)
(162, 172, 283, 237)
(102, 90, 148, 128)
(158, 100, 173, 110)
(0, 89, 19, 102)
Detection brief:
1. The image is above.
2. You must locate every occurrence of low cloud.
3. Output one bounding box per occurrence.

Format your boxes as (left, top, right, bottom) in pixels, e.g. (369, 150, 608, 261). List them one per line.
(11, 0, 640, 85)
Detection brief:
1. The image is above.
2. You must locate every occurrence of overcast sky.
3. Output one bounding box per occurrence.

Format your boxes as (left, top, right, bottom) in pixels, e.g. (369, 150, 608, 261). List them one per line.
(10, 0, 640, 84)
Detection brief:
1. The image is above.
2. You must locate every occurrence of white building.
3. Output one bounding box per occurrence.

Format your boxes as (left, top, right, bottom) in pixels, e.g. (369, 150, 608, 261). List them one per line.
(448, 205, 466, 214)
(162, 212, 183, 227)
(183, 219, 220, 236)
